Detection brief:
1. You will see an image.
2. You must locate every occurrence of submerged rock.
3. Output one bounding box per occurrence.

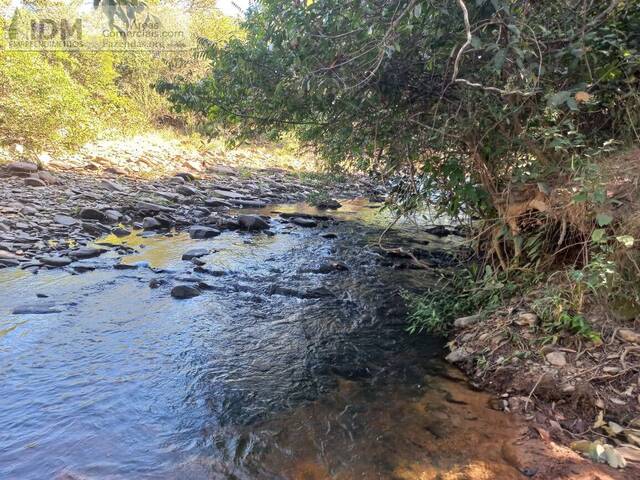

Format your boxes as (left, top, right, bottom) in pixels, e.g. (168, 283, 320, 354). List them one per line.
(40, 256, 72, 267)
(70, 247, 107, 260)
(12, 305, 63, 315)
(182, 248, 209, 261)
(290, 217, 318, 228)
(171, 285, 202, 299)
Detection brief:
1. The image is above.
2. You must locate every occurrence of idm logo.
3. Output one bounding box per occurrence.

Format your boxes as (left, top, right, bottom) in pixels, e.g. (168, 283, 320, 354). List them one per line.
(30, 19, 82, 41)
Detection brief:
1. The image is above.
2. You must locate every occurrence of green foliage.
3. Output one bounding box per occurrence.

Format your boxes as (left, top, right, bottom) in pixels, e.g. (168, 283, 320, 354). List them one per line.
(532, 288, 601, 343)
(0, 2, 243, 151)
(163, 0, 640, 220)
(405, 265, 524, 335)
(306, 189, 332, 207)
(0, 51, 96, 150)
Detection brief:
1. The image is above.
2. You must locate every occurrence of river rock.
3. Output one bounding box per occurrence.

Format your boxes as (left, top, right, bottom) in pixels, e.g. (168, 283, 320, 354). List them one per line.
(189, 225, 220, 239)
(54, 214, 77, 226)
(12, 305, 63, 315)
(238, 215, 269, 231)
(79, 208, 106, 222)
(82, 222, 110, 236)
(213, 189, 245, 200)
(291, 217, 318, 228)
(24, 177, 46, 187)
(177, 185, 198, 196)
(232, 199, 267, 209)
(175, 172, 196, 182)
(142, 217, 162, 230)
(103, 209, 122, 223)
(70, 247, 106, 260)
(37, 171, 58, 185)
(618, 329, 640, 343)
(182, 248, 209, 260)
(316, 199, 342, 209)
(171, 285, 201, 299)
(316, 261, 349, 273)
(545, 351, 567, 367)
(453, 314, 481, 328)
(112, 227, 131, 237)
(40, 256, 72, 267)
(135, 201, 174, 213)
(205, 198, 232, 208)
(6, 161, 38, 174)
(101, 179, 126, 192)
(445, 347, 472, 364)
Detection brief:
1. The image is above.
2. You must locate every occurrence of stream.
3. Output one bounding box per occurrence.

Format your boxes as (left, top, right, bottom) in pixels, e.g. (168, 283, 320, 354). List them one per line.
(0, 200, 525, 479)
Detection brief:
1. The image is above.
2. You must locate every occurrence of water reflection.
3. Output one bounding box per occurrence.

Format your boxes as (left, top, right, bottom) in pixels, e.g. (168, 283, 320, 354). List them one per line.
(0, 200, 521, 479)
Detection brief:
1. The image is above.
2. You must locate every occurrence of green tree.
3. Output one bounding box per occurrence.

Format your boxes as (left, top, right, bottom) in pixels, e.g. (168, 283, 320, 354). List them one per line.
(162, 0, 639, 223)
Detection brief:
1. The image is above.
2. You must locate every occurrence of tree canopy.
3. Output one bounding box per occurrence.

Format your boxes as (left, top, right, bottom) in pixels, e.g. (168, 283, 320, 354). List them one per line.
(162, 0, 640, 218)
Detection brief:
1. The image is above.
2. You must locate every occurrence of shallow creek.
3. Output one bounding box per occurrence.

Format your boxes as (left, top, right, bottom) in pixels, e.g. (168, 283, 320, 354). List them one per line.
(0, 200, 528, 479)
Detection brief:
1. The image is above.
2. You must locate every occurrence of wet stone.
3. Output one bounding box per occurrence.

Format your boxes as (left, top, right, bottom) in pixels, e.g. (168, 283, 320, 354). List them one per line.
(182, 248, 209, 261)
(171, 285, 202, 299)
(189, 226, 220, 239)
(204, 198, 232, 208)
(70, 247, 107, 260)
(315, 199, 342, 210)
(12, 305, 63, 315)
(142, 217, 162, 230)
(290, 217, 318, 228)
(237, 215, 269, 231)
(79, 208, 106, 222)
(112, 227, 131, 237)
(40, 256, 72, 267)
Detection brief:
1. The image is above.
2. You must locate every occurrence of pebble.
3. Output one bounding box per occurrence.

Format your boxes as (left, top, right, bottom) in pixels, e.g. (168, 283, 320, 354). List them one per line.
(618, 329, 640, 343)
(545, 351, 567, 367)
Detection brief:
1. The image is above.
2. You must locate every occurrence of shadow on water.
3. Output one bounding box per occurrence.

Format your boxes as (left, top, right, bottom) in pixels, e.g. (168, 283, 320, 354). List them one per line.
(0, 200, 524, 479)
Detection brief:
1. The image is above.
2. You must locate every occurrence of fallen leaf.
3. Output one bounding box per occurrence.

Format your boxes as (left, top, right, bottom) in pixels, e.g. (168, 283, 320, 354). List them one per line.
(603, 444, 627, 469)
(535, 426, 551, 442)
(618, 444, 640, 462)
(575, 91, 592, 103)
(594, 411, 606, 429)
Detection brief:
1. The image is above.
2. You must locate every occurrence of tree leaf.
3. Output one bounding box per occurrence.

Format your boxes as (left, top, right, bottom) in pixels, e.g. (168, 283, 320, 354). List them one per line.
(592, 229, 606, 243)
(596, 213, 613, 226)
(616, 235, 635, 247)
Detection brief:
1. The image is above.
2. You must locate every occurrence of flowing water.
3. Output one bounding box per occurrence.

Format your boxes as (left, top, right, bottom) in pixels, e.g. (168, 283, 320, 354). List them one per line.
(0, 200, 525, 479)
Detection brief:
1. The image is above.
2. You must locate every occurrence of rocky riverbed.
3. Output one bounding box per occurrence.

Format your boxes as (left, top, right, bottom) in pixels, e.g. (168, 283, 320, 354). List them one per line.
(0, 155, 382, 270)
